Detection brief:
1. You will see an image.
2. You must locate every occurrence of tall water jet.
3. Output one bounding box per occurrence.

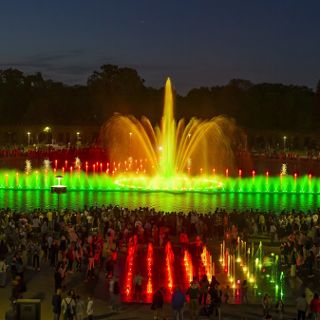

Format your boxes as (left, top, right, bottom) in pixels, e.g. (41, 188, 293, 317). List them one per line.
(160, 78, 176, 177)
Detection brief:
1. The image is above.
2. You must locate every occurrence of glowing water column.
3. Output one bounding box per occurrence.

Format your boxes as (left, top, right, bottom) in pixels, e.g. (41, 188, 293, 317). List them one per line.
(165, 242, 175, 292)
(159, 78, 176, 177)
(124, 236, 138, 298)
(183, 250, 193, 284)
(146, 243, 154, 297)
(201, 246, 214, 279)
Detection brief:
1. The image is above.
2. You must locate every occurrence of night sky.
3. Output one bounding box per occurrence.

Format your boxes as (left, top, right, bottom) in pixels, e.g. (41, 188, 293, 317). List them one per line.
(1, 0, 320, 94)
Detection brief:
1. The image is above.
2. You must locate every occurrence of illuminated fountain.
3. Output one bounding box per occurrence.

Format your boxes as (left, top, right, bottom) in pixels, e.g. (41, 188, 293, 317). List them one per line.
(101, 78, 240, 191)
(0, 78, 320, 200)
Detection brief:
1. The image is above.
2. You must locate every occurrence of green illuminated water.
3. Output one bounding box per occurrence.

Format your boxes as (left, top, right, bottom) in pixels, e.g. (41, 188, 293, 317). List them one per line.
(0, 170, 319, 212)
(1, 189, 318, 212)
(2, 171, 320, 194)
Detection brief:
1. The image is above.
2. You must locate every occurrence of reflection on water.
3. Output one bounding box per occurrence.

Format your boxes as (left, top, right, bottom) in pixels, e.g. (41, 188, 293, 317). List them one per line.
(0, 190, 318, 213)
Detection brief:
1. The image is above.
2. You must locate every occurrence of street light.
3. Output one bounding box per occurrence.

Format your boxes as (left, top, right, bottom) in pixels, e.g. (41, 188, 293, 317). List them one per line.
(43, 126, 52, 144)
(283, 136, 287, 151)
(27, 132, 31, 146)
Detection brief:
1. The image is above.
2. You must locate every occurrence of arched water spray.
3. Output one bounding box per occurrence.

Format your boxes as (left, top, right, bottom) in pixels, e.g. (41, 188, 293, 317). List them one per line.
(101, 78, 240, 181)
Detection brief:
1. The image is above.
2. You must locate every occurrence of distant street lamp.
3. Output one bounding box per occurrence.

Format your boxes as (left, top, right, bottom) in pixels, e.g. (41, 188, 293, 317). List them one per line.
(43, 126, 52, 144)
(283, 136, 287, 151)
(27, 132, 31, 146)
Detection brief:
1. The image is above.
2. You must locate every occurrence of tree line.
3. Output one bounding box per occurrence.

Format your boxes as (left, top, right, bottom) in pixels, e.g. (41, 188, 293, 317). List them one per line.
(0, 65, 319, 132)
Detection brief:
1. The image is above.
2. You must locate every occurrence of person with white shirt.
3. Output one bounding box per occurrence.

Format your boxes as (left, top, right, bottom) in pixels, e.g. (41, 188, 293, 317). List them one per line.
(86, 295, 94, 320)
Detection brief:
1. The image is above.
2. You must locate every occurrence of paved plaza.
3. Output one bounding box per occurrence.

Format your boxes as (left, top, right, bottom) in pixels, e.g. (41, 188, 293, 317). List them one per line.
(0, 239, 312, 320)
(0, 263, 299, 320)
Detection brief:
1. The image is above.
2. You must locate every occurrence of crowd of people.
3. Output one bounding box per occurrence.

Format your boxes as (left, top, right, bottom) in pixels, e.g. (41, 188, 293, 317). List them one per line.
(0, 205, 320, 319)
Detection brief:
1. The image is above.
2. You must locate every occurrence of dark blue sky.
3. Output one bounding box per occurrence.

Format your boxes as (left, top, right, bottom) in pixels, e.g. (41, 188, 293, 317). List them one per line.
(1, 0, 320, 94)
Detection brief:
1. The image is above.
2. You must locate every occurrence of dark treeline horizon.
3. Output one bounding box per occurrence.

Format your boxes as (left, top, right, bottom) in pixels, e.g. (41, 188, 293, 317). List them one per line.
(0, 64, 319, 132)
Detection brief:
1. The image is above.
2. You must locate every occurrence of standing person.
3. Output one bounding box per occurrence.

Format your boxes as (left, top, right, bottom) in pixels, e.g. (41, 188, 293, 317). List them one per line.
(224, 285, 231, 304)
(259, 214, 266, 233)
(75, 295, 85, 320)
(133, 272, 144, 302)
(270, 223, 277, 244)
(86, 296, 94, 320)
(172, 287, 185, 320)
(32, 240, 41, 271)
(151, 287, 164, 320)
(199, 274, 209, 306)
(0, 258, 8, 287)
(241, 280, 248, 304)
(112, 276, 121, 312)
(208, 283, 222, 320)
(186, 280, 200, 320)
(306, 251, 315, 278)
(54, 266, 63, 291)
(85, 252, 95, 281)
(108, 274, 115, 307)
(61, 291, 76, 320)
(296, 293, 308, 320)
(52, 288, 62, 320)
(262, 294, 271, 317)
(275, 298, 284, 320)
(310, 293, 320, 320)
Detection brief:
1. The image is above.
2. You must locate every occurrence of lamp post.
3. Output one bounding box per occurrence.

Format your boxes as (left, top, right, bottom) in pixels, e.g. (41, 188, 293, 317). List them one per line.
(27, 132, 31, 146)
(76, 131, 80, 148)
(283, 136, 287, 152)
(43, 126, 52, 144)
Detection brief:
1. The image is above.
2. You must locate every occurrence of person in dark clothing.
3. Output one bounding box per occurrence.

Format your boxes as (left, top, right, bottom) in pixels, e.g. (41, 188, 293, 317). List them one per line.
(208, 284, 222, 318)
(186, 280, 200, 320)
(54, 268, 62, 291)
(199, 274, 209, 306)
(172, 287, 185, 320)
(151, 287, 165, 320)
(52, 288, 62, 320)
